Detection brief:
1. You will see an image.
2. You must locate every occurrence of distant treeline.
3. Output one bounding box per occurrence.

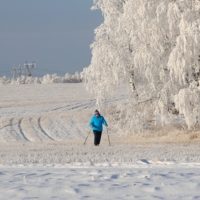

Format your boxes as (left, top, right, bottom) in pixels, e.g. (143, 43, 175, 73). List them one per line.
(0, 72, 82, 85)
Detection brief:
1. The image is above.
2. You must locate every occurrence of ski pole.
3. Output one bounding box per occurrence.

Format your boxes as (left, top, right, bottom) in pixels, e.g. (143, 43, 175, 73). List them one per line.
(83, 129, 92, 145)
(106, 127, 111, 146)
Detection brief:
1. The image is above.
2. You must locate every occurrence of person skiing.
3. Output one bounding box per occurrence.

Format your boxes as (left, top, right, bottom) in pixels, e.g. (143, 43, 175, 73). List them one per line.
(89, 110, 108, 146)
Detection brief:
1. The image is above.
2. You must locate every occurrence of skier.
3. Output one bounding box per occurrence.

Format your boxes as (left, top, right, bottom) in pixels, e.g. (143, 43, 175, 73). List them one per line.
(89, 110, 108, 146)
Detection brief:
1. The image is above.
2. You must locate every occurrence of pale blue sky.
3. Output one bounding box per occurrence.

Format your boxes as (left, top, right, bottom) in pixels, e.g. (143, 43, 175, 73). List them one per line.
(0, 1, 103, 77)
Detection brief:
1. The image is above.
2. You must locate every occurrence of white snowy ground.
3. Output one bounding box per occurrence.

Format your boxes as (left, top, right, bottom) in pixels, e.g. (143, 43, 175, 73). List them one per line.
(1, 162, 200, 200)
(0, 83, 200, 199)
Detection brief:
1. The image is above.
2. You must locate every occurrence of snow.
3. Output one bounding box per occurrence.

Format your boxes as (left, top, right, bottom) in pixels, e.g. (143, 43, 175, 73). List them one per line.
(1, 162, 200, 199)
(0, 83, 200, 199)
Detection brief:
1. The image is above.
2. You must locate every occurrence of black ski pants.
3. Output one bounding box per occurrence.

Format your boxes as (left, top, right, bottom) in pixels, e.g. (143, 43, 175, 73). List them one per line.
(93, 130, 102, 146)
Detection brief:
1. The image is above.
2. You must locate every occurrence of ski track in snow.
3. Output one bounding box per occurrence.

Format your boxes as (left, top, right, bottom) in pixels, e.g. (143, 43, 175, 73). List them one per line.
(0, 83, 200, 199)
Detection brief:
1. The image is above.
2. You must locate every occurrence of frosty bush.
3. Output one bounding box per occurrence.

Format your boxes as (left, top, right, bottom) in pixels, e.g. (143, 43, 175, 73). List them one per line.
(0, 72, 82, 85)
(0, 76, 11, 85)
(83, 0, 200, 132)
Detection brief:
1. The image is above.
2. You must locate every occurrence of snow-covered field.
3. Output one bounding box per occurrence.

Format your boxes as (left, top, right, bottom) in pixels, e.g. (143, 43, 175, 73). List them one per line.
(0, 83, 200, 199)
(1, 162, 200, 200)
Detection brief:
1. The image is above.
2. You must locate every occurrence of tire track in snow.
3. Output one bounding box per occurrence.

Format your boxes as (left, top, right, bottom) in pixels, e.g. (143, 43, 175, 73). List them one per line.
(38, 117, 54, 141)
(23, 117, 43, 142)
(40, 115, 64, 141)
(0, 118, 15, 142)
(50, 114, 69, 141)
(51, 104, 71, 112)
(68, 100, 96, 111)
(49, 101, 95, 113)
(18, 119, 30, 141)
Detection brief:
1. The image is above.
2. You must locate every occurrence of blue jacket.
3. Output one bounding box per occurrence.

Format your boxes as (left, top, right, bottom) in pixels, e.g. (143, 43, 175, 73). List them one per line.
(90, 115, 107, 131)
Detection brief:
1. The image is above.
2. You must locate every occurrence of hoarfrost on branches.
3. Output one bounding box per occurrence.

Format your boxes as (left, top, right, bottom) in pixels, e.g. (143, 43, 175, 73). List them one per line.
(0, 72, 82, 85)
(83, 0, 200, 133)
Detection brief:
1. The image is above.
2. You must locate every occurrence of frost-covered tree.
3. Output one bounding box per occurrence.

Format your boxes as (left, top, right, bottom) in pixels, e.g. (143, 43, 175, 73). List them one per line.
(0, 76, 11, 85)
(0, 72, 82, 85)
(83, 0, 200, 132)
(71, 71, 82, 83)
